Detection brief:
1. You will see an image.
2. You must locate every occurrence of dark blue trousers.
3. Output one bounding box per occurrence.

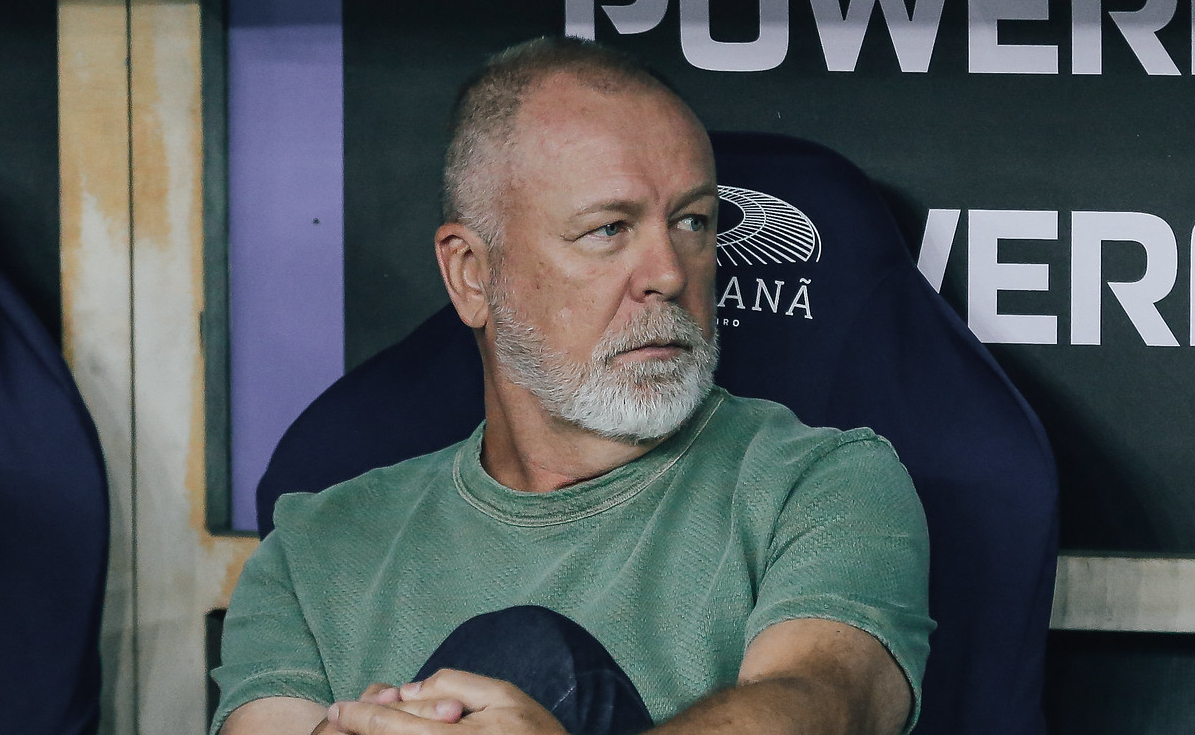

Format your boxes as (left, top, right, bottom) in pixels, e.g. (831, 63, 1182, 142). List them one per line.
(414, 606, 654, 735)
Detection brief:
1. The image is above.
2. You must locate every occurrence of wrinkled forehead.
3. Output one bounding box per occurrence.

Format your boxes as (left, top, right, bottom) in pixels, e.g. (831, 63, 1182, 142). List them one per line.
(499, 73, 712, 204)
(508, 72, 715, 182)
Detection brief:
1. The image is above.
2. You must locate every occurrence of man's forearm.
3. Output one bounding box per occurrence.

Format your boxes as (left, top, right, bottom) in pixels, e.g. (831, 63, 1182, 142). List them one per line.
(649, 677, 898, 735)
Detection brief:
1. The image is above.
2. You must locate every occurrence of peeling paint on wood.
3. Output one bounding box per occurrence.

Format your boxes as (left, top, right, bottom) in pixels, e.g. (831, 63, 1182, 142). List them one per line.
(128, 2, 258, 732)
(58, 3, 135, 735)
(61, 2, 259, 733)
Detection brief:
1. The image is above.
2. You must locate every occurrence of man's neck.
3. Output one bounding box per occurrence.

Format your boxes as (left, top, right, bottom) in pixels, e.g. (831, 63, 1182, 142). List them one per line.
(479, 382, 666, 494)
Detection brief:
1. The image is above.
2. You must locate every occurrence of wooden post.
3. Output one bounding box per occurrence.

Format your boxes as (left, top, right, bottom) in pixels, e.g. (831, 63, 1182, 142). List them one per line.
(60, 2, 257, 732)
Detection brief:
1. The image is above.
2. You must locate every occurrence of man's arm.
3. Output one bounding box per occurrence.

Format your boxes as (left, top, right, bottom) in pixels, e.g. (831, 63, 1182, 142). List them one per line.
(208, 529, 340, 735)
(220, 685, 467, 735)
(327, 616, 909, 735)
(220, 697, 328, 735)
(654, 617, 910, 735)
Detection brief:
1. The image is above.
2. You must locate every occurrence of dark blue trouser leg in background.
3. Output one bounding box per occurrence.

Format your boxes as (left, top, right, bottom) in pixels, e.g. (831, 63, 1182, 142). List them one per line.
(414, 606, 655, 735)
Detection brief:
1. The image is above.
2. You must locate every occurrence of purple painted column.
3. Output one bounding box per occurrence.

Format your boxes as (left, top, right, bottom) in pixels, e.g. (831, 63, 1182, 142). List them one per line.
(228, 0, 344, 531)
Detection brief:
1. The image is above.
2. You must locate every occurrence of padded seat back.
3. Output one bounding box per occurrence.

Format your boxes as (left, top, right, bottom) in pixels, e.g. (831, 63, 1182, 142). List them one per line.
(0, 269, 108, 735)
(709, 132, 1058, 735)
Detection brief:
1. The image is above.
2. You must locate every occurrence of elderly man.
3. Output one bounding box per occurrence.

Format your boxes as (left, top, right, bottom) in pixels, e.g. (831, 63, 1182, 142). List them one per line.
(211, 37, 932, 735)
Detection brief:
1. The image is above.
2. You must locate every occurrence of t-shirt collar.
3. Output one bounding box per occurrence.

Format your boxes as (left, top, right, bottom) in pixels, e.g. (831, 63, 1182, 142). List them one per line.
(453, 388, 726, 526)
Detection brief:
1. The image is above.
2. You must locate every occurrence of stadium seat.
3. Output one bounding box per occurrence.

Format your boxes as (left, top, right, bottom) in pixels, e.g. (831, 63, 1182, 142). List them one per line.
(0, 268, 108, 735)
(256, 132, 1059, 735)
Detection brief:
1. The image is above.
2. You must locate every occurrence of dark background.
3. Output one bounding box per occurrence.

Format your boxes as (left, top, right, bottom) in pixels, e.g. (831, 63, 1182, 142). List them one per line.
(0, 1, 61, 343)
(343, 0, 1195, 554)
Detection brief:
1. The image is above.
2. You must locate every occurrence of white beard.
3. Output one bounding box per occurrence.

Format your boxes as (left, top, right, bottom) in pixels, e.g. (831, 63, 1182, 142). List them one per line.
(489, 295, 719, 443)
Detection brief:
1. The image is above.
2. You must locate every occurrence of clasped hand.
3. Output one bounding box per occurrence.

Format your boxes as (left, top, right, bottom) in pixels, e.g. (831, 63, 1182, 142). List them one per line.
(314, 669, 570, 735)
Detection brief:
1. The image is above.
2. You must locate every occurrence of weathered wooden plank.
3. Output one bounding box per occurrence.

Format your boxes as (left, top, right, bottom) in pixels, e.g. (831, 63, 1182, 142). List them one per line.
(1052, 554, 1195, 633)
(126, 2, 257, 732)
(58, 2, 135, 733)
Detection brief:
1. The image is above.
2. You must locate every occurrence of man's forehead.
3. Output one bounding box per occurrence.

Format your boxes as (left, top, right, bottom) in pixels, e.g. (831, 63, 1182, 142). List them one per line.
(516, 71, 702, 141)
(510, 75, 712, 173)
(475, 70, 717, 236)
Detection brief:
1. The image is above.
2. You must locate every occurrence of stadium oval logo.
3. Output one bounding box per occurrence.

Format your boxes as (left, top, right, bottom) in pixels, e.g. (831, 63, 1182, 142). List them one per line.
(716, 186, 821, 267)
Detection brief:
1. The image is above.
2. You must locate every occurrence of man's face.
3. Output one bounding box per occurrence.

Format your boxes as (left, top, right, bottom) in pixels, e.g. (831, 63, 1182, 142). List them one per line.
(483, 74, 719, 441)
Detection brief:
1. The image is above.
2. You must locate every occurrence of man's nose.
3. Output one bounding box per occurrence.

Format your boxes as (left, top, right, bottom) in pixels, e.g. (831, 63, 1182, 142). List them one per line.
(632, 226, 687, 301)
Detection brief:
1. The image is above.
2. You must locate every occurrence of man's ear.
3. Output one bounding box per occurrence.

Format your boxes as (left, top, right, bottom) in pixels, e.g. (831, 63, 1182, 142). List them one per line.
(435, 222, 492, 329)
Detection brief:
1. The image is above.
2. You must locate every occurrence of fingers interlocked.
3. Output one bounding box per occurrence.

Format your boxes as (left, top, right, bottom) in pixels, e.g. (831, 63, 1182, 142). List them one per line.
(326, 669, 567, 735)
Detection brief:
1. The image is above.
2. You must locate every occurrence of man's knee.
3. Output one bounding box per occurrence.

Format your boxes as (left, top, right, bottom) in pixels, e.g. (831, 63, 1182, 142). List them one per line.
(419, 605, 612, 678)
(418, 606, 652, 735)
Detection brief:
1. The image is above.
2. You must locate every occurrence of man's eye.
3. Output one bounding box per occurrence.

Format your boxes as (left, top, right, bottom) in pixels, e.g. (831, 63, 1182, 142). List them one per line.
(677, 215, 708, 232)
(594, 222, 625, 237)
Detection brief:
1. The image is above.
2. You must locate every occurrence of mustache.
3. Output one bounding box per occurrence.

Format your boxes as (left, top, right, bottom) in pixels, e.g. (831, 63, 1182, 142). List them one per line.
(596, 304, 711, 362)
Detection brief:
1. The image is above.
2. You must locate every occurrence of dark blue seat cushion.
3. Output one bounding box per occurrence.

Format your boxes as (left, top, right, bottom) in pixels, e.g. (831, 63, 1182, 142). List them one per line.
(0, 269, 108, 735)
(256, 304, 483, 533)
(709, 132, 1058, 735)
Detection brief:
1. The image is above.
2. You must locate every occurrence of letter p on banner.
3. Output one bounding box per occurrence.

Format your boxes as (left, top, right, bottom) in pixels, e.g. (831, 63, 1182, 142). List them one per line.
(565, 0, 669, 39)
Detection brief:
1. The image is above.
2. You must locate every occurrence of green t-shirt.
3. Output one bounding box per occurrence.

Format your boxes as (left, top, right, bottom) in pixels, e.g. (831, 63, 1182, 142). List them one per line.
(210, 388, 933, 734)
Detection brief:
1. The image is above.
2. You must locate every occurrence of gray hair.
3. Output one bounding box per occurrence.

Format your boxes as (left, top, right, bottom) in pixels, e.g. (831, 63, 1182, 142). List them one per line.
(441, 37, 678, 251)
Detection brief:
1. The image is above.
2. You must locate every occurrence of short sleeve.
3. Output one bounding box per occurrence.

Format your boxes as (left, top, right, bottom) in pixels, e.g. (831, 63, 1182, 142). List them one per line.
(744, 431, 934, 734)
(208, 532, 334, 734)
